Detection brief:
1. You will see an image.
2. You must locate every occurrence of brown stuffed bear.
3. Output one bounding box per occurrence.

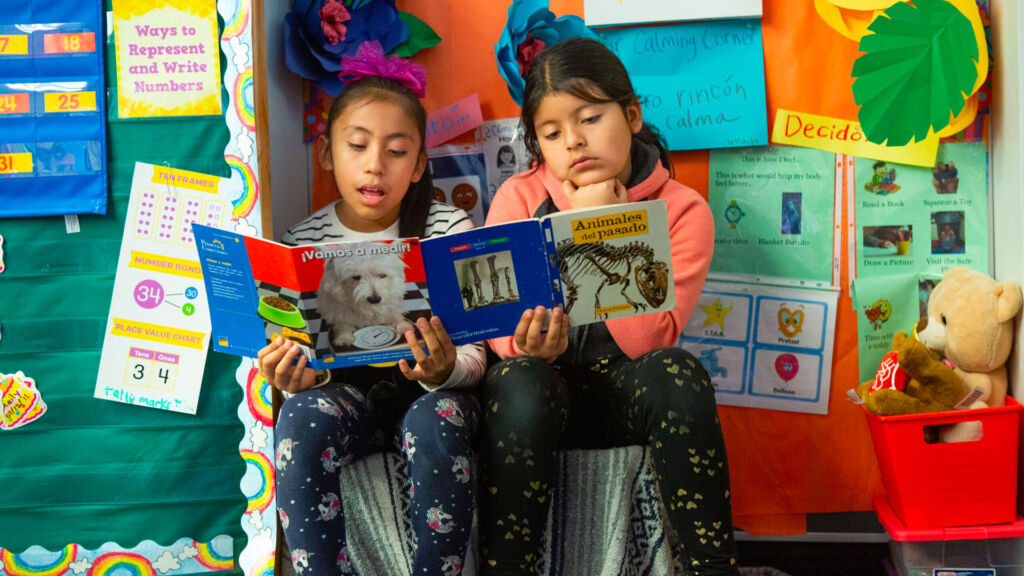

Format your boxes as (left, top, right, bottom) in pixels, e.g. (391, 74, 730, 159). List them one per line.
(858, 331, 967, 416)
(917, 267, 1023, 410)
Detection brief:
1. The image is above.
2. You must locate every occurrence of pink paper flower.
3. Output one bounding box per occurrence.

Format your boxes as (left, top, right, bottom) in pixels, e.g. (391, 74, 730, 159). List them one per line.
(319, 0, 351, 45)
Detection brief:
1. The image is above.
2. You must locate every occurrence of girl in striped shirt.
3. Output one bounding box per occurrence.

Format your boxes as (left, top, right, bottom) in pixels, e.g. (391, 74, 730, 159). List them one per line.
(258, 42, 484, 576)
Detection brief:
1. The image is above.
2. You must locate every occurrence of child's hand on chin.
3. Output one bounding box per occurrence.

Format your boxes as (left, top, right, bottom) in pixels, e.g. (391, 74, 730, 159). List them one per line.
(563, 178, 626, 210)
(399, 316, 457, 387)
(257, 337, 318, 393)
(514, 306, 568, 361)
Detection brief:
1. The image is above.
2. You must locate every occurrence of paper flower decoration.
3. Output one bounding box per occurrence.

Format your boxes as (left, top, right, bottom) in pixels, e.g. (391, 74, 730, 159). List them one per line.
(286, 0, 440, 96)
(495, 0, 598, 106)
(319, 0, 351, 45)
(851, 0, 983, 145)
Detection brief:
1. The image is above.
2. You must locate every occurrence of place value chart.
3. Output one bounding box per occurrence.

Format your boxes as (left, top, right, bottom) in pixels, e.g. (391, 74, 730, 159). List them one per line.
(95, 162, 235, 414)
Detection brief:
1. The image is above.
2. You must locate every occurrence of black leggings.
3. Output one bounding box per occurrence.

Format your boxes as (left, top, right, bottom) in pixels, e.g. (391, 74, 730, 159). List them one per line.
(477, 348, 739, 576)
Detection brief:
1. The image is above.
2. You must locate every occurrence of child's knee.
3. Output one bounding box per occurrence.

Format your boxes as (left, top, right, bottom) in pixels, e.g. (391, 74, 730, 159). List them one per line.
(484, 356, 565, 419)
(403, 391, 480, 440)
(636, 347, 717, 410)
(276, 386, 366, 437)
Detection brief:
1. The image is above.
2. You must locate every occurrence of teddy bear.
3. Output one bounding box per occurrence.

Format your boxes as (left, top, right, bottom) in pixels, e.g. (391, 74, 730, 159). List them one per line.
(857, 331, 966, 416)
(916, 267, 1023, 411)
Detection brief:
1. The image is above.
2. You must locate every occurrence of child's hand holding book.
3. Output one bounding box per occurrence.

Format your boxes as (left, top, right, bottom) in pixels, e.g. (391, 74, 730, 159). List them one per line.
(514, 306, 569, 361)
(258, 337, 319, 393)
(399, 316, 458, 387)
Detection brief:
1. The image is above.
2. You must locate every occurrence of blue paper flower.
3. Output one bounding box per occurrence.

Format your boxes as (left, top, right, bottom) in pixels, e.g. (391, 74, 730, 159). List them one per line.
(495, 0, 598, 106)
(285, 0, 410, 96)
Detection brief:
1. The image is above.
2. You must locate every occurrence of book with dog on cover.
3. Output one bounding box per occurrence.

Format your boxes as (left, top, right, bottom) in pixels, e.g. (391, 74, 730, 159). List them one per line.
(192, 199, 673, 368)
(192, 227, 433, 369)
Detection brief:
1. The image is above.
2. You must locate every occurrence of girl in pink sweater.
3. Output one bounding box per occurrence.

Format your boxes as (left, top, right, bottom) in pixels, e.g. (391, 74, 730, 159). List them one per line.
(478, 38, 739, 576)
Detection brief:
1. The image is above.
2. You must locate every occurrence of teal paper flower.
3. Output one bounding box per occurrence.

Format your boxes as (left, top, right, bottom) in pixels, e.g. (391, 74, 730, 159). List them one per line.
(495, 0, 597, 106)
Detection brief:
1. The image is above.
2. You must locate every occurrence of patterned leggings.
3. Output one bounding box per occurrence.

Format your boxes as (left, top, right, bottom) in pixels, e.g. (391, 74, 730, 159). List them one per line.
(275, 379, 480, 576)
(477, 348, 739, 576)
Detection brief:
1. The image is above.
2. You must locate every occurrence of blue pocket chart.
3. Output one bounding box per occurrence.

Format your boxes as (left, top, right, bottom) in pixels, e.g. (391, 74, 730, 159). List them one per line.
(0, 0, 108, 217)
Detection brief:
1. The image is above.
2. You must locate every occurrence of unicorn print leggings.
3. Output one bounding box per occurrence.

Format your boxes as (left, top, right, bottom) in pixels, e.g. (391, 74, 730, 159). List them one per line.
(275, 373, 479, 576)
(477, 348, 739, 576)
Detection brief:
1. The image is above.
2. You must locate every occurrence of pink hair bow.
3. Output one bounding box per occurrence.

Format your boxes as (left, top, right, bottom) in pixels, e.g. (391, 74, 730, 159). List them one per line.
(339, 40, 427, 98)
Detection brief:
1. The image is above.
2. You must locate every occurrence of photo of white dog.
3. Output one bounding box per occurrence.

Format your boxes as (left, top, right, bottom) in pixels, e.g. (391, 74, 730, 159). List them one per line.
(318, 252, 415, 349)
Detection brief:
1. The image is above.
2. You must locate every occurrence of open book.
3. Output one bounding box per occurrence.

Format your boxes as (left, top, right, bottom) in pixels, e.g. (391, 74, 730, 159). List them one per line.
(192, 199, 673, 368)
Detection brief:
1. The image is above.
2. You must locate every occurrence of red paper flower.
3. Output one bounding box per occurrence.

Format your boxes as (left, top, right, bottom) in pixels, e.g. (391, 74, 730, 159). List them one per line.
(516, 35, 546, 77)
(319, 0, 351, 45)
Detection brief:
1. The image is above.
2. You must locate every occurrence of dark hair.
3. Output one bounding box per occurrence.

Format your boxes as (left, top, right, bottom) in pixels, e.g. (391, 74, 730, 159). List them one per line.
(520, 37, 672, 176)
(873, 161, 886, 170)
(324, 77, 433, 239)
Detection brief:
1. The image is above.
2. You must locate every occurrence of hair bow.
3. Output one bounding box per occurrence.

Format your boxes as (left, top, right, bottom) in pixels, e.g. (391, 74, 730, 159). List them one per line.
(339, 40, 427, 98)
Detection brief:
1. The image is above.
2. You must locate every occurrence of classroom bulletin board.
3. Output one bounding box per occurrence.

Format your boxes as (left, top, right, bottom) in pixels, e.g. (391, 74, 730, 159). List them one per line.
(0, 3, 995, 575)
(312, 0, 894, 535)
(0, 0, 261, 571)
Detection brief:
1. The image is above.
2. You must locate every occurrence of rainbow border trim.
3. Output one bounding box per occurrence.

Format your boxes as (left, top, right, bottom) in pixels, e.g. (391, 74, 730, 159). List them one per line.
(239, 449, 275, 513)
(226, 154, 257, 219)
(245, 367, 273, 426)
(0, 544, 77, 576)
(194, 540, 233, 571)
(90, 552, 156, 576)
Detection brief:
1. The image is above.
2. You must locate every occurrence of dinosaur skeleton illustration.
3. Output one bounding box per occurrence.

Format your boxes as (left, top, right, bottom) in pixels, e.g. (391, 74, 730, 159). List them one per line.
(555, 239, 669, 318)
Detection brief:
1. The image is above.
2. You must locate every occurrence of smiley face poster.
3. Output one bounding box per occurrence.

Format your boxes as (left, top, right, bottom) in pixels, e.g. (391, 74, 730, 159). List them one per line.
(428, 145, 488, 227)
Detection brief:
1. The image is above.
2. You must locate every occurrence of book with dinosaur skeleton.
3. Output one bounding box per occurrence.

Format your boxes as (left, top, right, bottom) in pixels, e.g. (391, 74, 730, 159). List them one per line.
(420, 199, 675, 339)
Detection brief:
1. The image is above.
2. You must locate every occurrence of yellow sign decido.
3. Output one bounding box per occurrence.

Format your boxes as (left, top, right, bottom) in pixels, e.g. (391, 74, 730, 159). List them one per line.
(771, 108, 938, 167)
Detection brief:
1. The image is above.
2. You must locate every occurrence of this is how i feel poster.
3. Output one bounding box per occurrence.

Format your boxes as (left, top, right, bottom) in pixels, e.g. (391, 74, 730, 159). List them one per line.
(708, 145, 837, 286)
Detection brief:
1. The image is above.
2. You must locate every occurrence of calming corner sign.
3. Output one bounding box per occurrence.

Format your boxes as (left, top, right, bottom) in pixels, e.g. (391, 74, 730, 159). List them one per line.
(598, 20, 768, 151)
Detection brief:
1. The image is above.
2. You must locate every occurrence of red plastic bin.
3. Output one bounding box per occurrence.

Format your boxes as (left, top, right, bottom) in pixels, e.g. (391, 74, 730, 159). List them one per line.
(863, 396, 1022, 529)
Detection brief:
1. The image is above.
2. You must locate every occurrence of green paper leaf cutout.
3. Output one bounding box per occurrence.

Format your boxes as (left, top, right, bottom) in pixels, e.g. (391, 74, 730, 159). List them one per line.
(391, 11, 442, 58)
(851, 0, 979, 146)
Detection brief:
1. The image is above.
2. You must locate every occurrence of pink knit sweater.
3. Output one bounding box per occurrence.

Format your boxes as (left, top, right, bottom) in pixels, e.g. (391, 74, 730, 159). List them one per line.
(485, 162, 714, 360)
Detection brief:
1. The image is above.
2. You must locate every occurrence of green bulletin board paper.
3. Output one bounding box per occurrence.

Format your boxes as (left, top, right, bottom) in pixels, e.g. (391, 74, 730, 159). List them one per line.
(709, 146, 836, 285)
(852, 272, 923, 382)
(0, 5, 246, 552)
(854, 142, 988, 279)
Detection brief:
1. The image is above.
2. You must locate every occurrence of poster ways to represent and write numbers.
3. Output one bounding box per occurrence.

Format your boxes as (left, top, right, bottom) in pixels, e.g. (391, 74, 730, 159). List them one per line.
(95, 162, 236, 414)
